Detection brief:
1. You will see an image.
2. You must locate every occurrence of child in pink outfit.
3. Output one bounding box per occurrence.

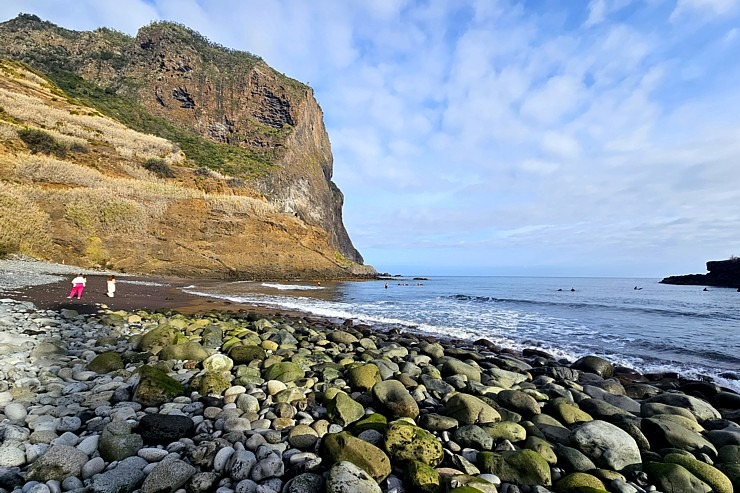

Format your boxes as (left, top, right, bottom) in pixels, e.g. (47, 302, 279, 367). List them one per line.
(67, 274, 86, 299)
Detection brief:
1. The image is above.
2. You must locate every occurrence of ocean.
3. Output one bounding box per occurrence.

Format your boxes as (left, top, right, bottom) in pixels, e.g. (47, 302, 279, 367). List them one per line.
(182, 276, 740, 392)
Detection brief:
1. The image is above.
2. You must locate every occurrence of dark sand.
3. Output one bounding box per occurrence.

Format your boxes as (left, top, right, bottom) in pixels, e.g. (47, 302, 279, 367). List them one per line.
(4, 273, 296, 318)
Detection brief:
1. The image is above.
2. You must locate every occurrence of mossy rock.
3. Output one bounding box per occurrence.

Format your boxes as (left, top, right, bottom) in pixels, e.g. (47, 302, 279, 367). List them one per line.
(664, 452, 733, 493)
(347, 363, 382, 391)
(133, 365, 184, 406)
(551, 398, 593, 425)
(478, 449, 552, 486)
(405, 460, 441, 493)
(234, 365, 263, 386)
(326, 391, 365, 426)
(159, 341, 209, 361)
(229, 344, 267, 364)
(525, 435, 557, 465)
(87, 351, 124, 373)
(264, 361, 305, 382)
(446, 393, 501, 425)
(645, 461, 711, 493)
(554, 473, 606, 492)
(350, 413, 388, 434)
(384, 421, 444, 467)
(137, 324, 178, 351)
(320, 432, 392, 482)
(190, 371, 231, 396)
(482, 421, 527, 442)
(718, 463, 740, 492)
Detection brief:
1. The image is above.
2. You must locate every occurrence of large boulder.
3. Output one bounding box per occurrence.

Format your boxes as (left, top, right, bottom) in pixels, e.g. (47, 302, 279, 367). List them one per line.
(321, 432, 392, 482)
(133, 365, 184, 406)
(159, 341, 209, 362)
(229, 344, 267, 364)
(384, 421, 444, 467)
(553, 472, 606, 493)
(446, 393, 501, 425)
(569, 420, 641, 471)
(137, 414, 195, 445)
(137, 325, 178, 352)
(327, 392, 365, 427)
(264, 361, 305, 382)
(496, 390, 541, 418)
(641, 416, 718, 457)
(663, 452, 733, 493)
(645, 461, 711, 493)
(404, 460, 441, 493)
(644, 393, 722, 421)
(326, 460, 381, 493)
(442, 358, 481, 382)
(26, 445, 88, 482)
(87, 351, 125, 373)
(572, 356, 614, 378)
(98, 422, 143, 462)
(478, 449, 551, 486)
(348, 364, 382, 391)
(372, 379, 419, 419)
(189, 371, 231, 396)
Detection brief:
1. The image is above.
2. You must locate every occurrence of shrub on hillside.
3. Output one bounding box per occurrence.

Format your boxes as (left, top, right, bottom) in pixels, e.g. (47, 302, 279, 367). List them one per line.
(0, 183, 52, 256)
(18, 128, 67, 158)
(143, 157, 175, 178)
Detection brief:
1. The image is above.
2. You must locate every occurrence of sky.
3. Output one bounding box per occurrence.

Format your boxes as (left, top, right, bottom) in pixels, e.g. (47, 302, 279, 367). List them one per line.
(1, 0, 739, 277)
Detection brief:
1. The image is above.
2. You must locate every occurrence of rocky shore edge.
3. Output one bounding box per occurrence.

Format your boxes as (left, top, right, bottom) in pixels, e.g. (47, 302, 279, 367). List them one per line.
(0, 292, 738, 493)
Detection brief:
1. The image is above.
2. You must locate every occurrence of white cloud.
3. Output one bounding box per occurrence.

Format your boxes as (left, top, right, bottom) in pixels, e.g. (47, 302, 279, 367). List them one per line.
(3, 1, 740, 275)
(670, 0, 738, 22)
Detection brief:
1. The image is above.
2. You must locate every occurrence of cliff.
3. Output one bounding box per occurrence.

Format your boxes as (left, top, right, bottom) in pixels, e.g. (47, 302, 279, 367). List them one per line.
(0, 14, 373, 279)
(660, 258, 740, 289)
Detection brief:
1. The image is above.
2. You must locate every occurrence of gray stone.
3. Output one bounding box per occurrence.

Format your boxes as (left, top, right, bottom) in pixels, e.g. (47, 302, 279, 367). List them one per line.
(454, 424, 494, 450)
(570, 420, 641, 471)
(91, 463, 146, 493)
(284, 473, 324, 493)
(326, 460, 382, 493)
(644, 393, 722, 421)
(99, 422, 143, 462)
(251, 452, 285, 481)
(140, 459, 196, 493)
(229, 449, 257, 481)
(372, 379, 419, 419)
(26, 445, 89, 482)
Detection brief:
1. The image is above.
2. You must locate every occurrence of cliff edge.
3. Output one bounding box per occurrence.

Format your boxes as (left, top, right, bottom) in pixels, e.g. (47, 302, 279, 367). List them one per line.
(660, 258, 740, 289)
(0, 14, 373, 279)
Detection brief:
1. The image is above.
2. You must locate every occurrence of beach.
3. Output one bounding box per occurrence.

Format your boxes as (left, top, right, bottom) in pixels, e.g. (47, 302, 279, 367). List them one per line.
(0, 257, 738, 493)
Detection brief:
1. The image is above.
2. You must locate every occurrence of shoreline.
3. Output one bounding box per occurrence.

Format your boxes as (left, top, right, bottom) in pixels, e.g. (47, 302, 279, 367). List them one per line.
(0, 258, 739, 492)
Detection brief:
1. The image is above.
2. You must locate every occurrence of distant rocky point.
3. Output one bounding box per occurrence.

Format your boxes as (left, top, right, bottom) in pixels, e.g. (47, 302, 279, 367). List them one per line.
(660, 257, 740, 288)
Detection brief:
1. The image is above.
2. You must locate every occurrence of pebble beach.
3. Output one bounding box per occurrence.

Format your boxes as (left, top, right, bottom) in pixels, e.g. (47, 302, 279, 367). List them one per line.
(0, 258, 738, 493)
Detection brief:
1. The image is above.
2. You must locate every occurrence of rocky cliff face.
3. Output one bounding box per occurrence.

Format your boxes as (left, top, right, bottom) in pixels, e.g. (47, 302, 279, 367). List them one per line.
(660, 258, 740, 289)
(0, 14, 372, 279)
(0, 14, 363, 265)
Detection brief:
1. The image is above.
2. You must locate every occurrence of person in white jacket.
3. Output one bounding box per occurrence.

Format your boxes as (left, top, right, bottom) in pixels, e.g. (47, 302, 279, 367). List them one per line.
(67, 274, 86, 299)
(106, 275, 116, 297)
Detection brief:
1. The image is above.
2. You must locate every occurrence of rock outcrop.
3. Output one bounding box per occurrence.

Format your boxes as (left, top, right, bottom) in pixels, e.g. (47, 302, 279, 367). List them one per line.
(0, 14, 373, 279)
(661, 258, 740, 289)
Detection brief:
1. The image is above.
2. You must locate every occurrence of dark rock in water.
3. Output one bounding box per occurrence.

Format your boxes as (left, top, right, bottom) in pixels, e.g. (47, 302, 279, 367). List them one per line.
(681, 381, 722, 400)
(572, 355, 614, 378)
(711, 392, 740, 410)
(138, 414, 195, 444)
(661, 257, 740, 288)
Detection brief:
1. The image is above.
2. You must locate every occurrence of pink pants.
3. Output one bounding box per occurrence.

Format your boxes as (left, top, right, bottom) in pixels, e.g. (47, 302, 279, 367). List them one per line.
(69, 284, 84, 299)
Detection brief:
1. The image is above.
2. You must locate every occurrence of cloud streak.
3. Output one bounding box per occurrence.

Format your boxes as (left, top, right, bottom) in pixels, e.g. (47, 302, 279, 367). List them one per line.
(2, 0, 740, 276)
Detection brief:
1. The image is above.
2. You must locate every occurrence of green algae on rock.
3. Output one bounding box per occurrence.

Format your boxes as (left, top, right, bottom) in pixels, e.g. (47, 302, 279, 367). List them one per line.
(133, 364, 184, 406)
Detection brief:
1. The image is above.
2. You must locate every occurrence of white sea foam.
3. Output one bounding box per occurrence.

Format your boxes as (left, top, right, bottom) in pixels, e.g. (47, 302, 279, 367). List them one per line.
(261, 283, 325, 291)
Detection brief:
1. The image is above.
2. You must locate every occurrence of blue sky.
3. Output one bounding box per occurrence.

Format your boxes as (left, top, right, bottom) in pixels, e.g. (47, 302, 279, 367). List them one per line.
(2, 0, 739, 277)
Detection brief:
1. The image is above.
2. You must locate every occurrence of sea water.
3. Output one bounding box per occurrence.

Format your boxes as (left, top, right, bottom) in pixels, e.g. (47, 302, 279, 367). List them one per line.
(183, 276, 740, 392)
